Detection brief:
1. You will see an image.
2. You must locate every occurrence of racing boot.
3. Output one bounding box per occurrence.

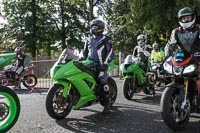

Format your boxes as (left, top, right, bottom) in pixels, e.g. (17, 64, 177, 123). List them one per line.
(102, 84, 111, 114)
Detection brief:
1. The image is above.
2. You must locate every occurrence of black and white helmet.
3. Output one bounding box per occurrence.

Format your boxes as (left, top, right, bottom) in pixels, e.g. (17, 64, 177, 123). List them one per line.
(137, 34, 147, 46)
(90, 19, 105, 35)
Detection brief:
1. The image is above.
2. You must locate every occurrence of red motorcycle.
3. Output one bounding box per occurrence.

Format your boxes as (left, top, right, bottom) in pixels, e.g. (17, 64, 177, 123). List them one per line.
(0, 63, 37, 89)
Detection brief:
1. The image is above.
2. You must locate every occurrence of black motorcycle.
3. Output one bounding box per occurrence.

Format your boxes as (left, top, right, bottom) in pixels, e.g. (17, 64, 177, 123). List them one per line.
(160, 49, 200, 130)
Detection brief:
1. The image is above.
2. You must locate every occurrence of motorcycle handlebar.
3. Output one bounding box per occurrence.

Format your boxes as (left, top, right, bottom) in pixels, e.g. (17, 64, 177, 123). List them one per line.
(193, 52, 200, 57)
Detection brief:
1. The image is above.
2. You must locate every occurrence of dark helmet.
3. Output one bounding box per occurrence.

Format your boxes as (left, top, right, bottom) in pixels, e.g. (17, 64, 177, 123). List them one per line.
(90, 19, 105, 35)
(14, 47, 23, 54)
(178, 7, 196, 29)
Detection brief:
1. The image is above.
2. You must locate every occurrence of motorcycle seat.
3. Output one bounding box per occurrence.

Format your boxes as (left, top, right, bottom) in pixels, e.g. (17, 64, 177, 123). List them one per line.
(74, 61, 97, 80)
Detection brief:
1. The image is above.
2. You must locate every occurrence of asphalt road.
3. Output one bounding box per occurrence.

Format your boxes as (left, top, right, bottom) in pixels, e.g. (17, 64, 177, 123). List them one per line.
(7, 78, 200, 133)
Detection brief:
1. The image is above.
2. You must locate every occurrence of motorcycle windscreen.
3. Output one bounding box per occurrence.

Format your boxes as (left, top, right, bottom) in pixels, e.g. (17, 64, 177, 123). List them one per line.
(0, 53, 16, 69)
(50, 48, 78, 78)
(57, 48, 78, 64)
(171, 49, 192, 66)
(124, 55, 134, 65)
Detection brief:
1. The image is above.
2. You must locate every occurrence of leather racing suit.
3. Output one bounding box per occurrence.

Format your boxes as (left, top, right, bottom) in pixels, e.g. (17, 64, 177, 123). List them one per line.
(83, 34, 114, 82)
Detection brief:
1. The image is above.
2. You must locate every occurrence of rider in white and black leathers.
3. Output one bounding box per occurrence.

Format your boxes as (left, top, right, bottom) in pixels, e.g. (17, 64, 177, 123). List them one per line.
(133, 34, 151, 72)
(83, 19, 114, 114)
(165, 7, 200, 58)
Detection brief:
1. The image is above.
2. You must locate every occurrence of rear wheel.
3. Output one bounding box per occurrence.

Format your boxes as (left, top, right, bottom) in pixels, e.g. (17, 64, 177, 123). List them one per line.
(123, 77, 136, 100)
(108, 77, 117, 105)
(45, 84, 73, 119)
(100, 77, 117, 107)
(23, 74, 37, 88)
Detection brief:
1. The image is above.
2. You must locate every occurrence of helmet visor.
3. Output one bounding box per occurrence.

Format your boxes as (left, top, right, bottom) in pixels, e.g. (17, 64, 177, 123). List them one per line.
(179, 15, 193, 23)
(137, 39, 145, 43)
(137, 39, 145, 45)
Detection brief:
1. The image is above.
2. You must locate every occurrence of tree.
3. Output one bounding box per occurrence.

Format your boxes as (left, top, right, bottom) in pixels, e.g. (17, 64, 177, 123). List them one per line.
(2, 0, 39, 57)
(98, 0, 200, 52)
(2, 0, 90, 57)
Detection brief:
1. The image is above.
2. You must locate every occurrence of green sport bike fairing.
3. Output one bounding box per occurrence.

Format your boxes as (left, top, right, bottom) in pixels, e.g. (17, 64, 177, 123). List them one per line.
(0, 85, 20, 133)
(45, 48, 117, 119)
(120, 55, 156, 100)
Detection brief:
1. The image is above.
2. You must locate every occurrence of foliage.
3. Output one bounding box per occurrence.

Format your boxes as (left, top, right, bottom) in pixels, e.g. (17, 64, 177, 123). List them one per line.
(1, 0, 90, 57)
(97, 0, 200, 53)
(1, 0, 200, 57)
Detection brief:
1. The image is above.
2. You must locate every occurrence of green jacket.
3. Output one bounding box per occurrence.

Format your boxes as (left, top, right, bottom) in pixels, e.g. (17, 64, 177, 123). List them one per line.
(150, 50, 164, 63)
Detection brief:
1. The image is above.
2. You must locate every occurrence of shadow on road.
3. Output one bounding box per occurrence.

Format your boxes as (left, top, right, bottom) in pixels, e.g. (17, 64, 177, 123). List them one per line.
(129, 93, 162, 106)
(14, 88, 47, 95)
(55, 104, 165, 133)
(55, 103, 200, 133)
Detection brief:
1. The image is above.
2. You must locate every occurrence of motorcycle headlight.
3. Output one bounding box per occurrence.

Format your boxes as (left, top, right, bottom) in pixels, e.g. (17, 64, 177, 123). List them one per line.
(163, 62, 172, 74)
(152, 65, 158, 70)
(183, 64, 196, 74)
(173, 66, 183, 75)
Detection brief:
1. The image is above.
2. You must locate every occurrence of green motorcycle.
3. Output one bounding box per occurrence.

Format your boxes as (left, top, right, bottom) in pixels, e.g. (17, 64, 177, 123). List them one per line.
(45, 48, 117, 119)
(120, 55, 156, 100)
(0, 85, 20, 132)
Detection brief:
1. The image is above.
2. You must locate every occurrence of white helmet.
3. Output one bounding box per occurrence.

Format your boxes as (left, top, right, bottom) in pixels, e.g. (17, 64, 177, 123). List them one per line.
(152, 42, 159, 49)
(137, 34, 147, 46)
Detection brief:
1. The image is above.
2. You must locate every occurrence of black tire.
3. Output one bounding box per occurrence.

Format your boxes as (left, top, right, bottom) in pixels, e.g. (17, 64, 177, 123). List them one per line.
(0, 85, 20, 133)
(143, 86, 155, 95)
(143, 87, 151, 95)
(100, 77, 118, 107)
(45, 84, 73, 119)
(123, 78, 136, 100)
(160, 87, 190, 131)
(108, 77, 117, 106)
(23, 74, 37, 88)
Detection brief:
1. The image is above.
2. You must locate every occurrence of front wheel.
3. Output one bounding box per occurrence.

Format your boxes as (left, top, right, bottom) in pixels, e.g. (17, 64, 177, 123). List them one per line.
(0, 85, 20, 133)
(160, 86, 190, 131)
(23, 74, 37, 88)
(123, 78, 136, 100)
(45, 84, 73, 119)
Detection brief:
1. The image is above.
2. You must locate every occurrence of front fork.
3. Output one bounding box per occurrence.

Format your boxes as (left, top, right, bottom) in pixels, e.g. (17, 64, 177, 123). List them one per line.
(181, 78, 189, 110)
(53, 81, 71, 98)
(62, 83, 72, 98)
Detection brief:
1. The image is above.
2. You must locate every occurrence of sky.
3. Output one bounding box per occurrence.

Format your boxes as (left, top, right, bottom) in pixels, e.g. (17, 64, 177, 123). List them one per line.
(0, 0, 7, 27)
